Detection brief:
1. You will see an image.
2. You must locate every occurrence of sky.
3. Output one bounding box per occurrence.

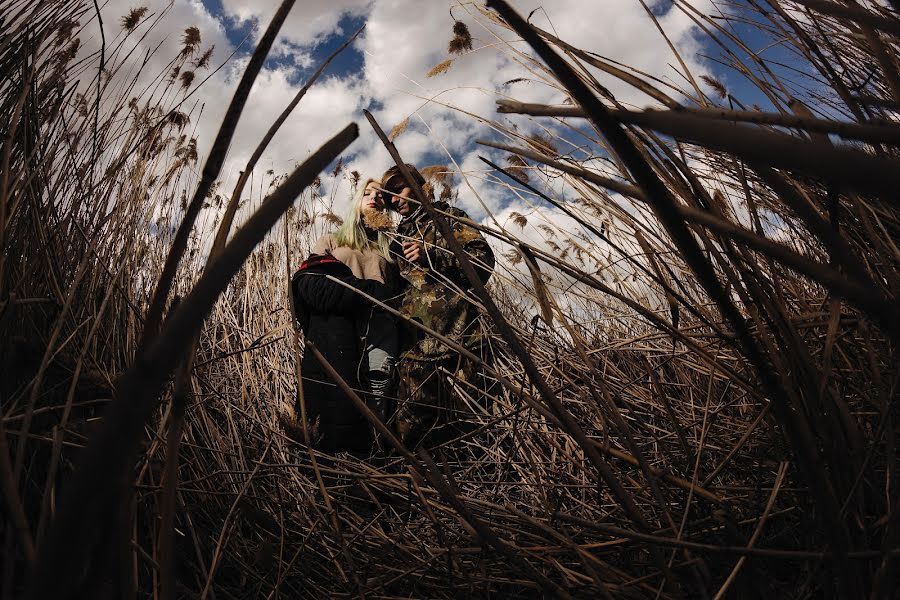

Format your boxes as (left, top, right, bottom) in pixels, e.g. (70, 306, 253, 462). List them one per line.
(87, 1, 758, 213)
(77, 0, 806, 291)
(60, 0, 815, 316)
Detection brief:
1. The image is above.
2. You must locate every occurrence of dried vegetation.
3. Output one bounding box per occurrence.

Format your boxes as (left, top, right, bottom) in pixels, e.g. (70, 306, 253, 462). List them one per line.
(1, 0, 898, 598)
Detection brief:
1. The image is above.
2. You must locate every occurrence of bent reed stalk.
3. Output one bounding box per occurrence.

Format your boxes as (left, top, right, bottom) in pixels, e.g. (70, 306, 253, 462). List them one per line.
(1, 0, 898, 598)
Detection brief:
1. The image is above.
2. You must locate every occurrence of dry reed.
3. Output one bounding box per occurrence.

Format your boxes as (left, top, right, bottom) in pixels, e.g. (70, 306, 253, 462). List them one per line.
(1, 0, 898, 598)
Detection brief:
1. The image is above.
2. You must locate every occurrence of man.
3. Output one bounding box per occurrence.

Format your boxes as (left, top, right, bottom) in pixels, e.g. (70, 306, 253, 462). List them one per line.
(381, 164, 495, 450)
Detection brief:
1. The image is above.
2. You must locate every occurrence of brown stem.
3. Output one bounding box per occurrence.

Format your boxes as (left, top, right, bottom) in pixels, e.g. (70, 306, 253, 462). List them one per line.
(26, 124, 357, 600)
(140, 0, 298, 347)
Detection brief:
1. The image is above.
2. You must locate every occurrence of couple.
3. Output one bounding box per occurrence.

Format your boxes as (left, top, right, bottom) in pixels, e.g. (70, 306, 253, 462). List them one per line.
(291, 164, 495, 455)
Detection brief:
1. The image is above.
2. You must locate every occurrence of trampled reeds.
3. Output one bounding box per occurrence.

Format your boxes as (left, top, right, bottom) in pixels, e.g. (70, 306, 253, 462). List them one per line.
(1, 0, 898, 598)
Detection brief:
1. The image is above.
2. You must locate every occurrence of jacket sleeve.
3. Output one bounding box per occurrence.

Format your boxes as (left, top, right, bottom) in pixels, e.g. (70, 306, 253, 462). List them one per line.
(427, 207, 495, 287)
(293, 268, 395, 314)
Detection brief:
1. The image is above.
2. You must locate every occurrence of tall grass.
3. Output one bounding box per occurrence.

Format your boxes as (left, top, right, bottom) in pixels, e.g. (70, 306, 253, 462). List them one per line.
(1, 0, 897, 598)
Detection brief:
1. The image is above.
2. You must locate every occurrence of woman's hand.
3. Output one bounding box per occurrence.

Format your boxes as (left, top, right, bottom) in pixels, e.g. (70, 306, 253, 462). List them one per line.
(402, 241, 425, 264)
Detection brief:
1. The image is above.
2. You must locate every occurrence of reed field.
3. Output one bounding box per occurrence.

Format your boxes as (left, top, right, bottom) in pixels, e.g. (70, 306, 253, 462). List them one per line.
(1, 0, 898, 597)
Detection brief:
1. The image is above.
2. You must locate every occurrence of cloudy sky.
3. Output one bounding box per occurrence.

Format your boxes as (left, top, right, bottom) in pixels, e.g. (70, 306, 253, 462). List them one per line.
(87, 0, 740, 228)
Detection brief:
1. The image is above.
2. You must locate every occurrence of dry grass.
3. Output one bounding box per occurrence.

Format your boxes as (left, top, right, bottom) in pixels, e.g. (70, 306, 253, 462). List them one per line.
(1, 0, 898, 598)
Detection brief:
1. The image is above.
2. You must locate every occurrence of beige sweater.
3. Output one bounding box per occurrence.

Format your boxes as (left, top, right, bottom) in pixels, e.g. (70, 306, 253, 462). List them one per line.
(312, 234, 390, 284)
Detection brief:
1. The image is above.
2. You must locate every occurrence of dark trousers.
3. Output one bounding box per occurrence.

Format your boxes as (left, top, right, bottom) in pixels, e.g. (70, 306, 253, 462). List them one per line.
(395, 354, 491, 452)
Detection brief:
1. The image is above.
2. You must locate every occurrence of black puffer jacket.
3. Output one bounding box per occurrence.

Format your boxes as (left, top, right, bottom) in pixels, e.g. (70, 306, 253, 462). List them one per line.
(291, 254, 398, 453)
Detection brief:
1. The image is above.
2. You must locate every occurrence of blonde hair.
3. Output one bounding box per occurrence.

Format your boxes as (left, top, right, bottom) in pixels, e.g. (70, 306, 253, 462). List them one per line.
(333, 178, 394, 262)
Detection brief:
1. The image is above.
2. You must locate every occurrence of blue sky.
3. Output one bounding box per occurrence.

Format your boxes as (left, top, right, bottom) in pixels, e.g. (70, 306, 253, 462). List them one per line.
(201, 0, 367, 83)
(79, 0, 837, 304)
(199, 0, 806, 117)
(129, 0, 823, 225)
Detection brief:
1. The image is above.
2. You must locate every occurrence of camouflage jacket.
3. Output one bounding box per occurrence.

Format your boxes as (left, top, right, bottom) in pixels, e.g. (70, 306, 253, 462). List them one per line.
(395, 201, 495, 361)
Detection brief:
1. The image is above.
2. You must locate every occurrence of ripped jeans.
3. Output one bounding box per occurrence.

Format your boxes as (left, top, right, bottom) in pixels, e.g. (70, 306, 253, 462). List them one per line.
(361, 310, 399, 425)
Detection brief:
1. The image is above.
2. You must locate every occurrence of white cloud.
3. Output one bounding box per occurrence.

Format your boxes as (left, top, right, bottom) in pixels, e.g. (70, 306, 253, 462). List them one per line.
(77, 0, 713, 246)
(219, 0, 372, 47)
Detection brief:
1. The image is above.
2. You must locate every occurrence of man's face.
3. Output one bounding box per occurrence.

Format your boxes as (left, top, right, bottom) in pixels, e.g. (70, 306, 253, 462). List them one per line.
(392, 186, 413, 215)
(385, 176, 414, 216)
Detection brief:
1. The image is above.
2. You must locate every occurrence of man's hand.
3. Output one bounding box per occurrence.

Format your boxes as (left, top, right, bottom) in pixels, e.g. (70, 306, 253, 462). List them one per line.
(402, 241, 425, 264)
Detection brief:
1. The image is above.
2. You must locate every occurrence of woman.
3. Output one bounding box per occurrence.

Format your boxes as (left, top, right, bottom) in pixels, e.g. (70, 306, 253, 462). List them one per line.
(291, 179, 403, 454)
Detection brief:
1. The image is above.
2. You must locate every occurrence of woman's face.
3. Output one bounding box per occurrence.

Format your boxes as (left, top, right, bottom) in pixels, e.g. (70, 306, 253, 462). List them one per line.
(361, 181, 384, 212)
